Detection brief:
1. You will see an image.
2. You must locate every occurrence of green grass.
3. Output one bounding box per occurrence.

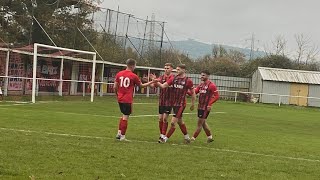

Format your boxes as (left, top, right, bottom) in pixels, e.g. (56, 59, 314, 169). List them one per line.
(0, 97, 320, 179)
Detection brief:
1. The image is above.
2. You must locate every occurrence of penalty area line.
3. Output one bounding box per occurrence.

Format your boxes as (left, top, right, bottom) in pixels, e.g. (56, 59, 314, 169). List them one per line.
(0, 127, 319, 163)
(0, 106, 226, 118)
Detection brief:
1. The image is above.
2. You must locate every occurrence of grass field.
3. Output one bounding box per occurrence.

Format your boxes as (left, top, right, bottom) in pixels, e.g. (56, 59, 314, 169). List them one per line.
(0, 97, 320, 179)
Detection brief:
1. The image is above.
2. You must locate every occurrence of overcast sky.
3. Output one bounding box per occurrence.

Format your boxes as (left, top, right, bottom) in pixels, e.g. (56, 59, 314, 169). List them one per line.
(101, 0, 320, 55)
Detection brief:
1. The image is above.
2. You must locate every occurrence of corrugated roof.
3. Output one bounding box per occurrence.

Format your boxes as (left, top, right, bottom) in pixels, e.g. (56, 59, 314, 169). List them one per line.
(258, 67, 320, 84)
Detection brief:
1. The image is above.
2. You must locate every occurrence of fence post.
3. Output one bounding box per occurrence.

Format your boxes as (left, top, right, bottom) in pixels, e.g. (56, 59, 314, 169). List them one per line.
(83, 82, 85, 97)
(4, 50, 10, 96)
(278, 96, 282, 107)
(36, 79, 39, 97)
(234, 92, 238, 102)
(100, 64, 104, 97)
(59, 58, 64, 96)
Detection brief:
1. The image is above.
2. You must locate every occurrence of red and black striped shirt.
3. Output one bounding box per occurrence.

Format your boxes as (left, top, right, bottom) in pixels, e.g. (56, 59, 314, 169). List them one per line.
(157, 74, 174, 106)
(195, 80, 219, 110)
(167, 75, 194, 107)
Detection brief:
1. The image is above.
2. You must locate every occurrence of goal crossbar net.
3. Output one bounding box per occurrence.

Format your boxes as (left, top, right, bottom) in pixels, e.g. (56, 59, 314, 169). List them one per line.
(32, 43, 97, 103)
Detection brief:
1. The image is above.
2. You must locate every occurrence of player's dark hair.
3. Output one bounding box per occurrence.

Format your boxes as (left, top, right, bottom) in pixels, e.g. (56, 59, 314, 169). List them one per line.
(201, 70, 210, 75)
(177, 64, 186, 70)
(164, 63, 173, 68)
(126, 59, 136, 66)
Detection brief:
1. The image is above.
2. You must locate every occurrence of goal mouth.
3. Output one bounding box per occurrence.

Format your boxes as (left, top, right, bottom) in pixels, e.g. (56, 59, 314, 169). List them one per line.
(0, 43, 161, 103)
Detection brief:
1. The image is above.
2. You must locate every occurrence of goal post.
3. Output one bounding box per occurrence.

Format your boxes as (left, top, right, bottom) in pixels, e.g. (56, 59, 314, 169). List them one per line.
(32, 43, 97, 103)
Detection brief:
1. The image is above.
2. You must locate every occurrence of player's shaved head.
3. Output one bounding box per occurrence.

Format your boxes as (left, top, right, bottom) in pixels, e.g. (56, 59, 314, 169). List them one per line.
(126, 59, 136, 66)
(177, 64, 186, 70)
(164, 63, 173, 68)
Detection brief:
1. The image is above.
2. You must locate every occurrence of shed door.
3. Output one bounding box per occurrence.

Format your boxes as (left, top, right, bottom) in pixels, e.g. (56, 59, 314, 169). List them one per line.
(289, 83, 308, 106)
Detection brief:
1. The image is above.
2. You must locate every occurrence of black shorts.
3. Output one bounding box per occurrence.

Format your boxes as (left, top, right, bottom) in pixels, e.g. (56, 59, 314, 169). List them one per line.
(118, 103, 132, 115)
(198, 109, 210, 119)
(159, 106, 172, 114)
(172, 106, 186, 118)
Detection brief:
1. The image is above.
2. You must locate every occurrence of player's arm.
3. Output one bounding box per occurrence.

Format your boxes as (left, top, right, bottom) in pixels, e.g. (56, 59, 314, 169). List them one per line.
(187, 86, 199, 96)
(187, 79, 196, 111)
(155, 75, 172, 89)
(155, 81, 170, 89)
(113, 74, 119, 95)
(113, 81, 119, 96)
(147, 74, 168, 89)
(134, 74, 155, 88)
(140, 81, 154, 88)
(189, 88, 196, 111)
(207, 84, 219, 111)
(149, 79, 160, 88)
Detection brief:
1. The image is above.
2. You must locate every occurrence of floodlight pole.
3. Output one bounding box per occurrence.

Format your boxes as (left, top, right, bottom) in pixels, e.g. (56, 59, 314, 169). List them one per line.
(32, 43, 38, 103)
(4, 50, 10, 96)
(90, 54, 97, 102)
(59, 58, 64, 96)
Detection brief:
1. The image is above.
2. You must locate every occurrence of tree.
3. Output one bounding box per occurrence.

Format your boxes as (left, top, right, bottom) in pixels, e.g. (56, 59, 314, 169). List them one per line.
(294, 34, 310, 65)
(240, 55, 293, 77)
(211, 57, 241, 76)
(212, 45, 228, 58)
(227, 49, 246, 65)
(0, 0, 98, 46)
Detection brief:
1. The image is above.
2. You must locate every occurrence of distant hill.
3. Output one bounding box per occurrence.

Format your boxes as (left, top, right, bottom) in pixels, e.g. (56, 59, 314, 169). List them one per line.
(126, 38, 266, 60)
(168, 39, 266, 60)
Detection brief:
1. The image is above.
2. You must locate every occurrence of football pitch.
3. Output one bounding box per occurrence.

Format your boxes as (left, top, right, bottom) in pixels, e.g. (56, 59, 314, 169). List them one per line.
(0, 97, 319, 179)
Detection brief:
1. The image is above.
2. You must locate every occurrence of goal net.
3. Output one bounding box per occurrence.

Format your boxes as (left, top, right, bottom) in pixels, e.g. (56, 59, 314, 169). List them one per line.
(31, 43, 97, 103)
(0, 43, 97, 103)
(0, 43, 162, 104)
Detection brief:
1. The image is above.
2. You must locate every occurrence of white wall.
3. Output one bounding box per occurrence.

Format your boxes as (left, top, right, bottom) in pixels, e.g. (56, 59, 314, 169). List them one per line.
(261, 81, 290, 104)
(308, 84, 320, 107)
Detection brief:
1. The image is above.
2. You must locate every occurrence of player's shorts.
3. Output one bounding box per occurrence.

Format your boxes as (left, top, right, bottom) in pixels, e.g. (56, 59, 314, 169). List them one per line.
(159, 106, 172, 114)
(172, 106, 186, 118)
(118, 103, 132, 115)
(197, 109, 210, 119)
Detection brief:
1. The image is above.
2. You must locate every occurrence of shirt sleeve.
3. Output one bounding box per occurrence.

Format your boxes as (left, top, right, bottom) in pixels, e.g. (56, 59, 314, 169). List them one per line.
(115, 73, 120, 83)
(194, 85, 200, 94)
(134, 74, 142, 86)
(208, 83, 219, 105)
(166, 76, 174, 86)
(187, 78, 194, 90)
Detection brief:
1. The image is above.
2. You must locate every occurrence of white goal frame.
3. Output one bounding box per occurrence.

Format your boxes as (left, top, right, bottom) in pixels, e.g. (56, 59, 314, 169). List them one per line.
(32, 43, 97, 103)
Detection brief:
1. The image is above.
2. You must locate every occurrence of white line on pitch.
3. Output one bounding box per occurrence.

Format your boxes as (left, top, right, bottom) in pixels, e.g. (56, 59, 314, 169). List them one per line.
(133, 103, 157, 105)
(0, 104, 27, 107)
(0, 127, 319, 163)
(0, 107, 226, 118)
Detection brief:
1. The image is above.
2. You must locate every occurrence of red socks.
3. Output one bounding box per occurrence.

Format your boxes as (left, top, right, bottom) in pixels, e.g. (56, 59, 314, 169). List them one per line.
(161, 122, 168, 135)
(118, 118, 128, 135)
(159, 121, 164, 134)
(179, 123, 188, 135)
(204, 128, 211, 136)
(193, 129, 201, 138)
(166, 126, 176, 138)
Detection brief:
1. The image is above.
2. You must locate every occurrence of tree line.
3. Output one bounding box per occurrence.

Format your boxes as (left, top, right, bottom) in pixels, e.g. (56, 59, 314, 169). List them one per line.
(1, 1, 319, 77)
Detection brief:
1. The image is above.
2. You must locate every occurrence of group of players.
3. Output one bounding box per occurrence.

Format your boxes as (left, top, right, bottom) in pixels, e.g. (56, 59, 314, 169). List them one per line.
(114, 59, 219, 143)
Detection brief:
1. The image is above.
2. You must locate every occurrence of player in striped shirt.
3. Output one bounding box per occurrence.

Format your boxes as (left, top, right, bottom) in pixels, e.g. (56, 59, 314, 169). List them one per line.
(191, 70, 219, 143)
(150, 63, 175, 142)
(152, 64, 196, 144)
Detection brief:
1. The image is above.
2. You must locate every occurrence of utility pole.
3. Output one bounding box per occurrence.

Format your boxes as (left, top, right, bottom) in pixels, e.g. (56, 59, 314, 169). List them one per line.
(159, 21, 165, 66)
(249, 33, 255, 60)
(148, 13, 155, 51)
(140, 16, 148, 60)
